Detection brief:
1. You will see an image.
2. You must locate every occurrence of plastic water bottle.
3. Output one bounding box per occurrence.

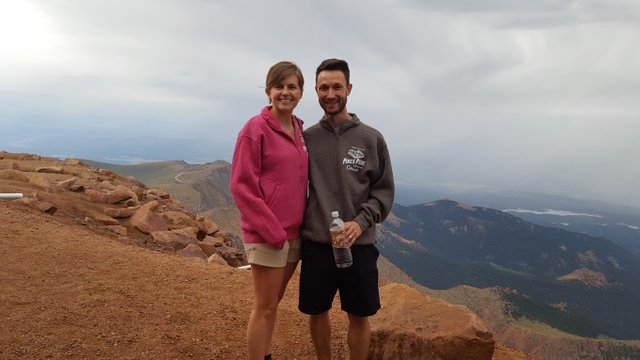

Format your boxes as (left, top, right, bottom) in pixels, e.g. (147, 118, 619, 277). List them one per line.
(330, 211, 352, 268)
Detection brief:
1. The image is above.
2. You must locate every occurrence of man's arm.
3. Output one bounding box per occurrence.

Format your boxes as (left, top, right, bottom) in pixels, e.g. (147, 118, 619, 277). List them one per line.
(353, 142, 395, 232)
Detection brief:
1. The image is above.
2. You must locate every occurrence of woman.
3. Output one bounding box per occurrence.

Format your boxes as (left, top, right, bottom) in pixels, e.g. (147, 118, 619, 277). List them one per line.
(229, 61, 308, 360)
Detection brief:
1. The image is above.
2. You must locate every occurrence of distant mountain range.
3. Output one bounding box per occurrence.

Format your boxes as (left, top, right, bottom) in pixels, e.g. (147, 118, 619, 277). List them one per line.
(396, 183, 640, 257)
(380, 199, 640, 339)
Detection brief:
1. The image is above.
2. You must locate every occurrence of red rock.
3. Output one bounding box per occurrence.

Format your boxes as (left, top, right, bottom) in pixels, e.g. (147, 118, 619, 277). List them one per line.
(104, 207, 138, 219)
(170, 227, 205, 241)
(198, 236, 226, 257)
(214, 245, 246, 267)
(27, 174, 54, 192)
(86, 185, 136, 204)
(64, 159, 82, 166)
(176, 243, 207, 260)
(150, 230, 197, 251)
(15, 197, 57, 215)
(35, 166, 64, 174)
(198, 217, 220, 235)
(207, 253, 228, 266)
(162, 210, 199, 229)
(0, 169, 29, 182)
(102, 225, 128, 236)
(370, 283, 495, 360)
(130, 200, 168, 234)
(35, 201, 57, 215)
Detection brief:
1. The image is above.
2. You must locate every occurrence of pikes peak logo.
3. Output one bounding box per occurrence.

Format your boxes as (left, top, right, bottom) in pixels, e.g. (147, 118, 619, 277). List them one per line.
(343, 146, 366, 172)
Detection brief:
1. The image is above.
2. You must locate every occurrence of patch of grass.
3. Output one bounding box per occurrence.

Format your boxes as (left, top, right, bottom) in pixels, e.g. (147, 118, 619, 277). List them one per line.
(154, 183, 201, 210)
(487, 262, 533, 277)
(501, 290, 605, 338)
(514, 317, 584, 339)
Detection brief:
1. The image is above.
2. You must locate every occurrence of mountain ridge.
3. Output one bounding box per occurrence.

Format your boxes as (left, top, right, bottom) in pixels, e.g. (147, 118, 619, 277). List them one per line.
(381, 199, 640, 341)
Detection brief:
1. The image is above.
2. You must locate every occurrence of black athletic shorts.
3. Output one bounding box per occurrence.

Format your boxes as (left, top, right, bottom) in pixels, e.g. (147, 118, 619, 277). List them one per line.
(298, 241, 380, 317)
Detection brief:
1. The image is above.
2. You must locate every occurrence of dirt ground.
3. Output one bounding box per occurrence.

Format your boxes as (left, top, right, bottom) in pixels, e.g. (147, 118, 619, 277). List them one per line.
(0, 202, 533, 359)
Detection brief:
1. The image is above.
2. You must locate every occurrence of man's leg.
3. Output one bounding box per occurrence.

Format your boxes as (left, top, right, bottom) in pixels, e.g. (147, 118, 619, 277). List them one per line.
(309, 311, 332, 360)
(347, 313, 371, 360)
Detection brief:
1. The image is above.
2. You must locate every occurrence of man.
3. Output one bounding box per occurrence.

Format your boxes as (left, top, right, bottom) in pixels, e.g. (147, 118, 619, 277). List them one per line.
(299, 58, 395, 360)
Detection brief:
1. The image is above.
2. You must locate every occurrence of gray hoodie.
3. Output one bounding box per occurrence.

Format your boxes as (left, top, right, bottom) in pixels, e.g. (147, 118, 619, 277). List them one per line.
(301, 114, 395, 245)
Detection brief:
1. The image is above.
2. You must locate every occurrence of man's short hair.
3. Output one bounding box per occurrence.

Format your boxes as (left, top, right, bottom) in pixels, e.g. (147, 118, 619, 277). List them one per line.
(316, 58, 350, 84)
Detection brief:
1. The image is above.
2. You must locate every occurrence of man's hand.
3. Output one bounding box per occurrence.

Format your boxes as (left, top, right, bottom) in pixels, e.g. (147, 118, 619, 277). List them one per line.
(341, 221, 362, 247)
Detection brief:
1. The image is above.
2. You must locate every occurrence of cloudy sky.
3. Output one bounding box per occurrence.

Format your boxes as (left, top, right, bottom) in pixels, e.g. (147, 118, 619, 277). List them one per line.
(1, 0, 639, 206)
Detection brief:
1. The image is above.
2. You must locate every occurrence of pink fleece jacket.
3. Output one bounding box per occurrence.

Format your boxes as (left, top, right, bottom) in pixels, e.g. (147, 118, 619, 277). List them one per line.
(230, 106, 309, 249)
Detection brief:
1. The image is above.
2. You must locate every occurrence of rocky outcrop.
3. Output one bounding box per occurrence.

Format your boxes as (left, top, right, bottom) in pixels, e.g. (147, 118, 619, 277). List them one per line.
(0, 152, 246, 267)
(370, 283, 495, 360)
(557, 268, 610, 288)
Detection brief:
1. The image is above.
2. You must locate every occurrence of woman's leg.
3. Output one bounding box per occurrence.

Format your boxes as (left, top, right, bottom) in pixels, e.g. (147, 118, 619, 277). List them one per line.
(246, 264, 285, 360)
(260, 260, 299, 357)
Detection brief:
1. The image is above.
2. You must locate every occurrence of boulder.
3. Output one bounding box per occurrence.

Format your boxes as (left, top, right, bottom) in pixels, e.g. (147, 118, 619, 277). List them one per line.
(86, 185, 137, 204)
(207, 253, 228, 266)
(56, 177, 77, 191)
(16, 197, 57, 215)
(64, 159, 82, 166)
(146, 188, 171, 199)
(0, 169, 29, 182)
(170, 227, 205, 241)
(198, 236, 224, 257)
(28, 174, 54, 192)
(130, 200, 168, 234)
(176, 243, 207, 260)
(92, 214, 120, 226)
(198, 217, 220, 235)
(204, 235, 225, 247)
(161, 198, 185, 211)
(214, 245, 246, 267)
(55, 177, 85, 192)
(35, 166, 64, 174)
(162, 210, 199, 229)
(102, 225, 128, 237)
(104, 206, 138, 219)
(370, 283, 495, 360)
(150, 230, 197, 251)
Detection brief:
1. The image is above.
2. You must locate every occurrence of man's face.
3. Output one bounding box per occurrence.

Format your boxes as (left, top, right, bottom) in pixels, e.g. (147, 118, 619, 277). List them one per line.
(315, 70, 352, 116)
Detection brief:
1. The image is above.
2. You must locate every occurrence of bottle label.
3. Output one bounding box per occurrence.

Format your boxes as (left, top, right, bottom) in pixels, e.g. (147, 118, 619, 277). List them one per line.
(330, 230, 348, 248)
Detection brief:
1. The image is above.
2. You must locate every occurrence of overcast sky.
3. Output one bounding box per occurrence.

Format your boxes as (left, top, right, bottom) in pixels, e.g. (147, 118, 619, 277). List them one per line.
(1, 0, 639, 207)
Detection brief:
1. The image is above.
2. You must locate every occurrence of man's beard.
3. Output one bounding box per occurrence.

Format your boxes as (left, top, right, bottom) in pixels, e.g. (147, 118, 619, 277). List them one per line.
(320, 99, 346, 116)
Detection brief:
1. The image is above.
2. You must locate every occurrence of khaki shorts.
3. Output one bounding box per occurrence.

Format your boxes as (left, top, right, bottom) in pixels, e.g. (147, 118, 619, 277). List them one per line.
(244, 238, 301, 268)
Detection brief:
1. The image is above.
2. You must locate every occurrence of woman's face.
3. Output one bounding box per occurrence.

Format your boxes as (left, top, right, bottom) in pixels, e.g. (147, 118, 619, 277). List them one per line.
(266, 74, 302, 114)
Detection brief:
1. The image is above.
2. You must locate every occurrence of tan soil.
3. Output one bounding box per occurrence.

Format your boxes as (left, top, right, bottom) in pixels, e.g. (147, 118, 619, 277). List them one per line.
(1, 163, 533, 360)
(0, 203, 534, 359)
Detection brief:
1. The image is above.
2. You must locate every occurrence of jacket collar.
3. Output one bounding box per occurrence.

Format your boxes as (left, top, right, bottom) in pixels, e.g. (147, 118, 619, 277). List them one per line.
(320, 113, 360, 134)
(261, 105, 304, 133)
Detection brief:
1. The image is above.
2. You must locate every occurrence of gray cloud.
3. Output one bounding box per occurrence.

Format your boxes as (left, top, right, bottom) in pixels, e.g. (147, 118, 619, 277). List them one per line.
(1, 0, 639, 206)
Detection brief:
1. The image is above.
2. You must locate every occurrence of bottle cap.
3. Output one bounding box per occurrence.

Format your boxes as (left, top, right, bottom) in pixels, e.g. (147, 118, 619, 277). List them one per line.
(331, 211, 339, 218)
